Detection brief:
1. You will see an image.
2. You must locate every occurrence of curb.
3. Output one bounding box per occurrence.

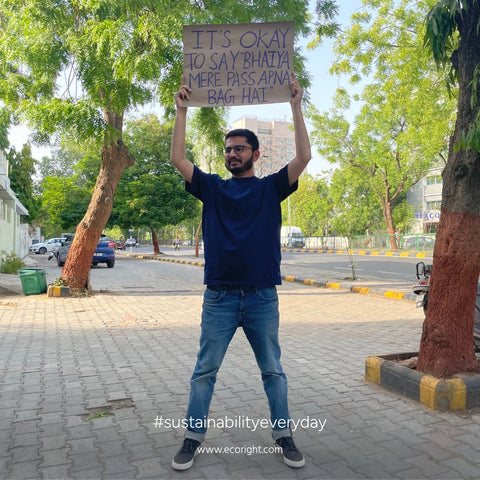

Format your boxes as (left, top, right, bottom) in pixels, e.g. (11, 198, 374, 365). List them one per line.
(47, 285, 70, 297)
(281, 275, 417, 303)
(132, 254, 204, 267)
(282, 248, 430, 258)
(122, 252, 415, 303)
(365, 353, 480, 411)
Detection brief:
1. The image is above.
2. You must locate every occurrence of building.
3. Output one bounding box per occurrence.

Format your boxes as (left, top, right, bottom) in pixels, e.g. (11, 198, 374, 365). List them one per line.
(0, 150, 29, 258)
(407, 167, 443, 233)
(232, 116, 297, 178)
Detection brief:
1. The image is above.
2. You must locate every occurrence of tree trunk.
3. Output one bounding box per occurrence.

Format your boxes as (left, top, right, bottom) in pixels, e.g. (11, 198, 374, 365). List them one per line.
(417, 3, 480, 377)
(195, 219, 202, 258)
(382, 196, 397, 250)
(61, 135, 133, 290)
(151, 226, 160, 254)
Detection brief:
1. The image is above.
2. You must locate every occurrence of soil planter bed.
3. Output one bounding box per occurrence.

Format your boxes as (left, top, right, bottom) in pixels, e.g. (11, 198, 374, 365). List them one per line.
(365, 352, 480, 411)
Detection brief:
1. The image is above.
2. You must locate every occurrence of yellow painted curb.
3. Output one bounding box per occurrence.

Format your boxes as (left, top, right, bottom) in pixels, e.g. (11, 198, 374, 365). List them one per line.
(371, 251, 380, 256)
(420, 376, 467, 411)
(325, 281, 341, 289)
(284, 275, 296, 282)
(303, 279, 317, 285)
(47, 285, 70, 297)
(384, 290, 406, 300)
(365, 356, 384, 384)
(352, 286, 370, 294)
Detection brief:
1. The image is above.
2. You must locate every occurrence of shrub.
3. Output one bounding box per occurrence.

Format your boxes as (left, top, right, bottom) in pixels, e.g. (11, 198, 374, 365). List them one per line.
(0, 251, 26, 274)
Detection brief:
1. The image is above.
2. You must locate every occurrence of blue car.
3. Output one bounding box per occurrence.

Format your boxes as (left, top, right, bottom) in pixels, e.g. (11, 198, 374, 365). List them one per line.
(55, 235, 115, 268)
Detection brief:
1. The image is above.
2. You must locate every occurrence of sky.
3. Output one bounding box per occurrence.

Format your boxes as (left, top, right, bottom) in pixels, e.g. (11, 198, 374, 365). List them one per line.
(8, 1, 364, 177)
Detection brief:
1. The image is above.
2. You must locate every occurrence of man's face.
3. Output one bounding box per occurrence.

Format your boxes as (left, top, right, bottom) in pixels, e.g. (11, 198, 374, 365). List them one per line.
(224, 136, 258, 176)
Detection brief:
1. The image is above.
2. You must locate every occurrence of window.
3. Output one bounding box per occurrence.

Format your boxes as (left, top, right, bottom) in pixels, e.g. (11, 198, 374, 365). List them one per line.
(426, 201, 442, 210)
(258, 129, 272, 135)
(427, 175, 442, 185)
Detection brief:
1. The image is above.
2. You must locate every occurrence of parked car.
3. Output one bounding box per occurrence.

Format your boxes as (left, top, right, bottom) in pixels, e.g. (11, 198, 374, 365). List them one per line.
(280, 226, 305, 248)
(404, 236, 436, 250)
(115, 240, 126, 250)
(56, 235, 116, 268)
(29, 237, 65, 255)
(125, 237, 137, 247)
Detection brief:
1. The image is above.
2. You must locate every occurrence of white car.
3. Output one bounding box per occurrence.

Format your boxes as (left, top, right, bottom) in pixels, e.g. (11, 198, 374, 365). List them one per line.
(125, 238, 137, 247)
(29, 237, 65, 255)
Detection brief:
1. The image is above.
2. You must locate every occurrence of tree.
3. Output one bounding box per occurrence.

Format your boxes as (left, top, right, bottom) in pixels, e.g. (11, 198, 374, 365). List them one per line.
(7, 144, 40, 222)
(40, 176, 92, 234)
(417, 0, 480, 377)
(281, 173, 333, 236)
(0, 0, 311, 290)
(328, 166, 385, 236)
(114, 115, 199, 253)
(308, 0, 455, 249)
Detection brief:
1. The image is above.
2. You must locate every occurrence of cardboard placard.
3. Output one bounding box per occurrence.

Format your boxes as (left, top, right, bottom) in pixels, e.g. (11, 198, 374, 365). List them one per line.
(182, 21, 295, 107)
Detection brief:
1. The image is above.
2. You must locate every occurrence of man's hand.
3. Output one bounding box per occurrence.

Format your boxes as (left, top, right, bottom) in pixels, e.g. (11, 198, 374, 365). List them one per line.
(174, 76, 192, 109)
(289, 72, 302, 109)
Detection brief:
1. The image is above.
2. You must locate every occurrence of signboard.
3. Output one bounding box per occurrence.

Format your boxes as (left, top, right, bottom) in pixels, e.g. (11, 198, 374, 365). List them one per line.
(182, 21, 295, 107)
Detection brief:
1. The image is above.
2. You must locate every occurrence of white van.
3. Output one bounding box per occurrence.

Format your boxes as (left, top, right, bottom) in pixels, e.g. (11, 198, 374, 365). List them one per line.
(280, 226, 305, 248)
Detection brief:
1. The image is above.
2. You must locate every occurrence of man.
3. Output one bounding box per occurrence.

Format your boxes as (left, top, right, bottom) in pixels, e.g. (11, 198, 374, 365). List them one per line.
(170, 72, 311, 470)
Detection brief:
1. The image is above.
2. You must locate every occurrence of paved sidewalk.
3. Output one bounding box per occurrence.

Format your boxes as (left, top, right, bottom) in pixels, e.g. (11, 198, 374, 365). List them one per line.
(1, 263, 480, 479)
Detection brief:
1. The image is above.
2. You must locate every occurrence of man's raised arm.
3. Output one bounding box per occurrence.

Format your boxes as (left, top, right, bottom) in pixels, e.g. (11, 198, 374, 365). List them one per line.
(170, 79, 194, 183)
(287, 73, 312, 186)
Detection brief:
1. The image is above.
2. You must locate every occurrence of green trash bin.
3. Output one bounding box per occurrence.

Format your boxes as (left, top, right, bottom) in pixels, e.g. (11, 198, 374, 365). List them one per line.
(18, 268, 48, 295)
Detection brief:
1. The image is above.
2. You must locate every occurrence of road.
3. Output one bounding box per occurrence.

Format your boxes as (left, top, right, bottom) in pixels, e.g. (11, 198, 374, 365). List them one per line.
(22, 246, 430, 295)
(280, 250, 433, 287)
(114, 245, 430, 293)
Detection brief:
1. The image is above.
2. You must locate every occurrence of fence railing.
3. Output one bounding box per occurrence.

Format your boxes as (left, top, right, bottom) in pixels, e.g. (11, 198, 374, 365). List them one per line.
(157, 233, 436, 252)
(300, 233, 436, 252)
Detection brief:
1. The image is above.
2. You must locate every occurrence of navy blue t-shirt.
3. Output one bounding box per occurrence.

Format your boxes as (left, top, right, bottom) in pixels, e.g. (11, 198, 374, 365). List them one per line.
(186, 165, 298, 287)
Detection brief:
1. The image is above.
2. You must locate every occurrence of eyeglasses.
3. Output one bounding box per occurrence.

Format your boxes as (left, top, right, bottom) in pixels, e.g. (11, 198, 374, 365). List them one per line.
(223, 145, 253, 155)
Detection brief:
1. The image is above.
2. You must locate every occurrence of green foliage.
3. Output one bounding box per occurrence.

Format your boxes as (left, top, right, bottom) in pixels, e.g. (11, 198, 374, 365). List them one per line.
(328, 167, 384, 235)
(308, 0, 340, 49)
(424, 0, 480, 153)
(0, 108, 11, 150)
(0, 251, 26, 274)
(308, 0, 456, 235)
(40, 176, 92, 232)
(392, 198, 415, 233)
(113, 114, 199, 229)
(0, 0, 312, 143)
(7, 144, 41, 222)
(190, 108, 227, 175)
(281, 174, 333, 236)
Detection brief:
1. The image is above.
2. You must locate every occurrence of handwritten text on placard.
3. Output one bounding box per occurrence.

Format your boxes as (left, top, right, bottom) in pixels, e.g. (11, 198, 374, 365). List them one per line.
(183, 22, 295, 107)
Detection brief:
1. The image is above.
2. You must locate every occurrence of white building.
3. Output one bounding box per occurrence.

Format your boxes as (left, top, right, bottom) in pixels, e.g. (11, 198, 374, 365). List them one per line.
(232, 116, 297, 178)
(407, 167, 443, 233)
(0, 150, 29, 258)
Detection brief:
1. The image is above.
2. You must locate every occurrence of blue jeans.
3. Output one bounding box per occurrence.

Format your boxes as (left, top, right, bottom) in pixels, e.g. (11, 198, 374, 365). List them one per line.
(184, 286, 291, 442)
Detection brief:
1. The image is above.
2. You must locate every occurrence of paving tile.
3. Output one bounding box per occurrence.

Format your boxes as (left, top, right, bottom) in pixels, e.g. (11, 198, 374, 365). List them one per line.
(0, 276, 479, 480)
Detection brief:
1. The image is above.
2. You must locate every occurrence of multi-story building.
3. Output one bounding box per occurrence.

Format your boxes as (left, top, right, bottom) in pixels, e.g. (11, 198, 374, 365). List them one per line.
(407, 167, 443, 233)
(0, 150, 29, 258)
(232, 116, 297, 178)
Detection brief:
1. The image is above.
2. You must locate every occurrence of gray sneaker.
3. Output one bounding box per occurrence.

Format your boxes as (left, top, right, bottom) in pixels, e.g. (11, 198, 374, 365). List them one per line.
(171, 438, 201, 470)
(276, 436, 305, 468)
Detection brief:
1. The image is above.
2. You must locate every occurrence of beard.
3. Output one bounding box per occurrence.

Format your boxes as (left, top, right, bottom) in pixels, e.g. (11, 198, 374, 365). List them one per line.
(225, 153, 254, 175)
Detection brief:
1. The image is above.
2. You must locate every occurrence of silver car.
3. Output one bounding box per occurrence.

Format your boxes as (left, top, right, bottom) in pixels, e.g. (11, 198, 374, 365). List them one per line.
(29, 237, 65, 255)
